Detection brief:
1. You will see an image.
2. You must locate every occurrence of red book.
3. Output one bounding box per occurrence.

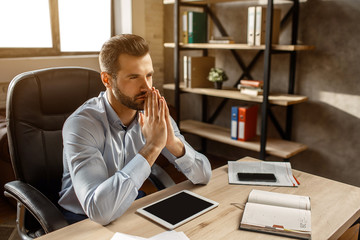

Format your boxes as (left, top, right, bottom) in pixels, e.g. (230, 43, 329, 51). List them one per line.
(240, 80, 263, 88)
(238, 105, 258, 141)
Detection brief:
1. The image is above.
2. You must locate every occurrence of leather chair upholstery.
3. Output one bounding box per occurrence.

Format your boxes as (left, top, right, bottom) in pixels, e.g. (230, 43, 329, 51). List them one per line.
(4, 67, 175, 239)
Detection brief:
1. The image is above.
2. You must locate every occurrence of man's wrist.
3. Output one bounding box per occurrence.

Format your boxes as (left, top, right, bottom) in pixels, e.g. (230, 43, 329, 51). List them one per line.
(139, 143, 163, 166)
(166, 137, 185, 158)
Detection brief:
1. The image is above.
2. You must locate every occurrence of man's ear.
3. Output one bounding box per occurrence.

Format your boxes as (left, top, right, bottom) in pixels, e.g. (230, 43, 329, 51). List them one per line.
(101, 72, 112, 89)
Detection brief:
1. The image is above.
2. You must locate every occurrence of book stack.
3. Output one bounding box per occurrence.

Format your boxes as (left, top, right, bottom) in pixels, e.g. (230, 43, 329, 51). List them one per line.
(247, 6, 281, 46)
(237, 80, 263, 96)
(182, 11, 207, 43)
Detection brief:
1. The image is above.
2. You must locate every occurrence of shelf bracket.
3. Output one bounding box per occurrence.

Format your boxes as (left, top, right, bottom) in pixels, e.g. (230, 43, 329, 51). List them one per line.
(208, 50, 263, 124)
(268, 108, 286, 139)
(260, 0, 274, 160)
(285, 0, 300, 140)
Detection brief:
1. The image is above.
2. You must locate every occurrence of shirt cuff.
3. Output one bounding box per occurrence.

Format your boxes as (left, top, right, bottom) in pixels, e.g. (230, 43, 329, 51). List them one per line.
(174, 143, 196, 172)
(121, 154, 151, 190)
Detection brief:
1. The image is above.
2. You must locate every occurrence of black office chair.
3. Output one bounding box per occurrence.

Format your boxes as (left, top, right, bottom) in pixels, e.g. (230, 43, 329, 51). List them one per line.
(3, 67, 175, 239)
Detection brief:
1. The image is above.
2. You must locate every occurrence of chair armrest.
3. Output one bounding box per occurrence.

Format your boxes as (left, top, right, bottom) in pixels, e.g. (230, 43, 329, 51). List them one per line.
(4, 180, 68, 233)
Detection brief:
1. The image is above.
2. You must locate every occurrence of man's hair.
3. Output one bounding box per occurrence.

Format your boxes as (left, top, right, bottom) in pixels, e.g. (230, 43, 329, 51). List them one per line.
(99, 34, 149, 78)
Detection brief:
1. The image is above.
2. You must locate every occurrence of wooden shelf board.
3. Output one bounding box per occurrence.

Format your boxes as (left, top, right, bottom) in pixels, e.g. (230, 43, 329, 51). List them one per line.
(163, 83, 308, 106)
(180, 120, 307, 158)
(164, 42, 314, 51)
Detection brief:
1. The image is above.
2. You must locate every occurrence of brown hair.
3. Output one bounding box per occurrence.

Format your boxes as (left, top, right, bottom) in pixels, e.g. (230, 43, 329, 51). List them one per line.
(99, 34, 149, 78)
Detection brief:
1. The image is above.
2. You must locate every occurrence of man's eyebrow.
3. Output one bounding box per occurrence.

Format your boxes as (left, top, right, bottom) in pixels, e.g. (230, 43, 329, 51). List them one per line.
(126, 73, 140, 78)
(125, 71, 154, 78)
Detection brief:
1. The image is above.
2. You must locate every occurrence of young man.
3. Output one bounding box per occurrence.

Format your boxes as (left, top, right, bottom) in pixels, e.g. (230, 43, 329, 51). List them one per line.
(58, 34, 211, 225)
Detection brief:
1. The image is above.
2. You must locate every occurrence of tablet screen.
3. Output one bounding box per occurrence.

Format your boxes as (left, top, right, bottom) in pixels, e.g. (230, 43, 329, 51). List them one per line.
(136, 190, 219, 229)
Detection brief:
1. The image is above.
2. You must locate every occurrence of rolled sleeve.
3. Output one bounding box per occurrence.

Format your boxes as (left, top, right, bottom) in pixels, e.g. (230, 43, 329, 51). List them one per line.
(121, 154, 151, 190)
(162, 137, 211, 185)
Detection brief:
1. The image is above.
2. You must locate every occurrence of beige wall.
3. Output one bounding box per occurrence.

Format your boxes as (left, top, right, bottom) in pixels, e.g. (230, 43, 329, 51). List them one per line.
(132, 0, 164, 91)
(0, 55, 100, 108)
(163, 1, 360, 187)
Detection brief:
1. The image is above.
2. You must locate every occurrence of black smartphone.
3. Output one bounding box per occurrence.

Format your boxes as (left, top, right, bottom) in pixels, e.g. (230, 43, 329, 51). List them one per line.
(237, 172, 277, 182)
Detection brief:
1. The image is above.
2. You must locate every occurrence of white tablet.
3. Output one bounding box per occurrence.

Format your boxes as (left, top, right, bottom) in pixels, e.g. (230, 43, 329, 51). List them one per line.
(136, 190, 219, 230)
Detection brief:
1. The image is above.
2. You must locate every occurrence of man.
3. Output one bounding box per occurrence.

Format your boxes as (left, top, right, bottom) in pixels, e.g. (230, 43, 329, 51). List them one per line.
(58, 34, 211, 225)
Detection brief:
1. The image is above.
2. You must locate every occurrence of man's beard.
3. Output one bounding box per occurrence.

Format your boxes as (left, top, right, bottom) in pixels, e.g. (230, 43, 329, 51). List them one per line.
(112, 85, 145, 111)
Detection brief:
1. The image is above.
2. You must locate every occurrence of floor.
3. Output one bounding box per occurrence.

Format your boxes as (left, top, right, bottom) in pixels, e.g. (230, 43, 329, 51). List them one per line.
(0, 197, 20, 240)
(0, 154, 358, 240)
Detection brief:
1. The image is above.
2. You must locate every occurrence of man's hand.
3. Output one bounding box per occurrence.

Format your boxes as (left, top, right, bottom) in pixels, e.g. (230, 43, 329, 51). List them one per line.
(138, 88, 167, 166)
(163, 98, 185, 158)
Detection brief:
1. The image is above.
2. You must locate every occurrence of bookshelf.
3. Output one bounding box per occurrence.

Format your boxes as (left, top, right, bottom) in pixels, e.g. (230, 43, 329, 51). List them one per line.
(163, 83, 308, 106)
(164, 0, 307, 4)
(164, 0, 312, 160)
(180, 120, 307, 159)
(164, 42, 314, 51)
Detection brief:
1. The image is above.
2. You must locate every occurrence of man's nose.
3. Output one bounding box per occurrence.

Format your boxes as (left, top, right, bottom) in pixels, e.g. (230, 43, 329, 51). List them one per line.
(142, 77, 152, 90)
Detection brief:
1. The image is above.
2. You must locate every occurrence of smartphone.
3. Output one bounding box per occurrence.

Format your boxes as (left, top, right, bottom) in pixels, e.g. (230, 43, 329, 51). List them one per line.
(237, 172, 277, 182)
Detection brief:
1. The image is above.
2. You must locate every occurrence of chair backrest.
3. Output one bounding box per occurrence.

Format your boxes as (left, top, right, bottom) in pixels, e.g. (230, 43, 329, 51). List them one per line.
(6, 67, 105, 204)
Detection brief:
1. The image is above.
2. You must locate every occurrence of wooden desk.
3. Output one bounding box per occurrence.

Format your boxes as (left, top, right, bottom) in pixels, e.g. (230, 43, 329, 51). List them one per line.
(38, 157, 360, 240)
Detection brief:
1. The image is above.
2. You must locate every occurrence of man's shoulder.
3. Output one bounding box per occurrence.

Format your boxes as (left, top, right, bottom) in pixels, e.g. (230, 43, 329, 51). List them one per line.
(66, 94, 107, 126)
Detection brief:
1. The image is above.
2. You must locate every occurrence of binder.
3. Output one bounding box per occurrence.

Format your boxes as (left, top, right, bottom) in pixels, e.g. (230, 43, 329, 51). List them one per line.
(231, 107, 239, 140)
(255, 7, 281, 46)
(182, 11, 188, 44)
(247, 7, 256, 46)
(238, 105, 258, 141)
(183, 56, 188, 87)
(187, 56, 214, 88)
(188, 11, 207, 43)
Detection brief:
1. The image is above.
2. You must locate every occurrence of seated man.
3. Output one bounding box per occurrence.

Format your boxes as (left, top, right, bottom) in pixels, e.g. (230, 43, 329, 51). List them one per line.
(58, 34, 211, 225)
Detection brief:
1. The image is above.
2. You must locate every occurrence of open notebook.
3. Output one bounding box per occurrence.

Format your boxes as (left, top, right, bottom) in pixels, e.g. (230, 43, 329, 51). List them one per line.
(240, 189, 311, 239)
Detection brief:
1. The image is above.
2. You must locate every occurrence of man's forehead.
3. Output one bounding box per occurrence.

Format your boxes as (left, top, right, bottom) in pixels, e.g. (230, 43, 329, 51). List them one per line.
(117, 53, 153, 74)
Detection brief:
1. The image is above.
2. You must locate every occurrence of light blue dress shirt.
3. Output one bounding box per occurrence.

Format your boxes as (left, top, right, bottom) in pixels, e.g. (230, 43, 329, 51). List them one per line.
(58, 92, 211, 225)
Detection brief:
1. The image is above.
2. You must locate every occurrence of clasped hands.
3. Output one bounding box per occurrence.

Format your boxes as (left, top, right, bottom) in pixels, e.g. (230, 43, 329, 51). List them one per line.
(139, 87, 185, 165)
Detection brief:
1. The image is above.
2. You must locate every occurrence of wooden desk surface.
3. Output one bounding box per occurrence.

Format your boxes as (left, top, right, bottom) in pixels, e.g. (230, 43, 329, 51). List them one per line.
(38, 157, 360, 240)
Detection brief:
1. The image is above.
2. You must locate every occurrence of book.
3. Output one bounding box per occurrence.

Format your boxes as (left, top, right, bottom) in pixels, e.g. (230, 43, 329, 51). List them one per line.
(188, 11, 207, 43)
(209, 36, 235, 44)
(230, 107, 239, 140)
(208, 39, 235, 44)
(239, 87, 263, 96)
(183, 56, 189, 87)
(240, 189, 311, 239)
(182, 11, 188, 44)
(255, 7, 281, 46)
(247, 7, 256, 46)
(187, 56, 215, 88)
(240, 79, 263, 88)
(237, 105, 258, 141)
(228, 161, 300, 187)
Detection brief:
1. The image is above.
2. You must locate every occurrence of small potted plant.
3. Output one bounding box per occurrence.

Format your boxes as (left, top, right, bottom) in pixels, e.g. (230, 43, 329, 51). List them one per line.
(208, 67, 228, 89)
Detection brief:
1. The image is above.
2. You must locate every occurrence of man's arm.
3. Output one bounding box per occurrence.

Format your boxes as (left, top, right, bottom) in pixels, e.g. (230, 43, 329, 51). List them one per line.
(159, 93, 212, 185)
(62, 115, 151, 226)
(161, 116, 212, 185)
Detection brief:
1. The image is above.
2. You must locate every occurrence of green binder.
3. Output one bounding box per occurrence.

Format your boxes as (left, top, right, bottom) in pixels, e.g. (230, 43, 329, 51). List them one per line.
(188, 11, 207, 43)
